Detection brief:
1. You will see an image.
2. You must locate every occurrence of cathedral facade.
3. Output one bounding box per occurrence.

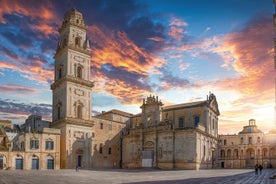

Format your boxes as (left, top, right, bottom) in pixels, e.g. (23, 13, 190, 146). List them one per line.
(122, 94, 220, 169)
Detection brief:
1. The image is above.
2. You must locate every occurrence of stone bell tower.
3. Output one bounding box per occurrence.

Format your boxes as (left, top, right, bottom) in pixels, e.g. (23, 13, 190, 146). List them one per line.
(51, 8, 94, 169)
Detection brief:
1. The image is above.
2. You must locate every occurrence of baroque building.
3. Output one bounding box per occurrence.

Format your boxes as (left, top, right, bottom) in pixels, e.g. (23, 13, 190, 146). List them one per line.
(122, 94, 220, 169)
(0, 128, 60, 170)
(218, 119, 276, 169)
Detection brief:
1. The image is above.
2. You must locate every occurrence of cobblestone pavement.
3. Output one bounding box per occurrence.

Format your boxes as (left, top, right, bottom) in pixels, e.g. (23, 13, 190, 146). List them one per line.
(0, 169, 275, 184)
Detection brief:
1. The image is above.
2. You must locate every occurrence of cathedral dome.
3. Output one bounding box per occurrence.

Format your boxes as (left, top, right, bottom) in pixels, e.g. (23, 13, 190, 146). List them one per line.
(238, 119, 263, 134)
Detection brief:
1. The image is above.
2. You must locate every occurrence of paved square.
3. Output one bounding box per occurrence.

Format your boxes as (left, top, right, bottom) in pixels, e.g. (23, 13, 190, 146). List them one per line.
(0, 169, 275, 184)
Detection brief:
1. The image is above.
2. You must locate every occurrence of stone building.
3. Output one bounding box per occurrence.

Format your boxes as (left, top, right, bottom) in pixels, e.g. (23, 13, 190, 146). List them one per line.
(50, 8, 129, 169)
(20, 114, 51, 132)
(122, 94, 220, 170)
(218, 119, 276, 169)
(91, 110, 132, 168)
(0, 128, 60, 170)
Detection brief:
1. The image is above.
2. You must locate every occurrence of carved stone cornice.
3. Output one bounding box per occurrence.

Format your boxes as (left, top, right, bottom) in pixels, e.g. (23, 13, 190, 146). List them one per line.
(54, 45, 91, 59)
(59, 22, 88, 34)
(51, 117, 94, 128)
(51, 75, 94, 90)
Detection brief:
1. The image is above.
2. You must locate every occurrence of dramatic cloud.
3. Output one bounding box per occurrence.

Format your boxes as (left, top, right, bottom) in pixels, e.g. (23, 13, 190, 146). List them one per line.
(0, 84, 36, 94)
(0, 99, 52, 123)
(89, 25, 166, 103)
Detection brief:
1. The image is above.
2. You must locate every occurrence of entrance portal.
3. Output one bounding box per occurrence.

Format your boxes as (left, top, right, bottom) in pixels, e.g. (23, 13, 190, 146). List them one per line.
(142, 151, 153, 167)
(77, 155, 82, 167)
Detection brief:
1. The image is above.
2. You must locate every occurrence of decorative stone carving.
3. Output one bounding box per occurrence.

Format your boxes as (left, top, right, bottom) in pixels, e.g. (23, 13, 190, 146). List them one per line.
(75, 89, 84, 96)
(74, 131, 84, 139)
(74, 55, 85, 63)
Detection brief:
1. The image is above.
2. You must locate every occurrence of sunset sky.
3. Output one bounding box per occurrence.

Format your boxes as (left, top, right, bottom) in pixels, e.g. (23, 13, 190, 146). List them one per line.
(0, 0, 274, 134)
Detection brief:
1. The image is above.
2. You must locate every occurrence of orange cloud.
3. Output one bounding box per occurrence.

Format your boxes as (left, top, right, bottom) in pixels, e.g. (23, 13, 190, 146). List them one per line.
(0, 84, 36, 94)
(0, 0, 59, 36)
(88, 25, 167, 104)
(0, 60, 53, 84)
(89, 25, 164, 74)
(168, 17, 187, 41)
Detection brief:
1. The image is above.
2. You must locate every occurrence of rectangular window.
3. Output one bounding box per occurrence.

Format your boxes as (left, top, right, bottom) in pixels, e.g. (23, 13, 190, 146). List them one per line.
(108, 147, 112, 154)
(179, 117, 184, 128)
(100, 123, 103, 130)
(45, 141, 54, 150)
(30, 140, 39, 149)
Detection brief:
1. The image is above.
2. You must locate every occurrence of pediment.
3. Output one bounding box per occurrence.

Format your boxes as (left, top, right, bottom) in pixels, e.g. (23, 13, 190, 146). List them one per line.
(209, 96, 220, 115)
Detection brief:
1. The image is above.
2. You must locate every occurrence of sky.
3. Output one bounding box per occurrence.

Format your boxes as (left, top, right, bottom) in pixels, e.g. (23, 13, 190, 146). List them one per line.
(0, 0, 274, 134)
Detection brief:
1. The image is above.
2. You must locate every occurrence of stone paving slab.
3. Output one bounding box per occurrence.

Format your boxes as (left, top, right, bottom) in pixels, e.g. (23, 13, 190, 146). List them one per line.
(0, 169, 275, 184)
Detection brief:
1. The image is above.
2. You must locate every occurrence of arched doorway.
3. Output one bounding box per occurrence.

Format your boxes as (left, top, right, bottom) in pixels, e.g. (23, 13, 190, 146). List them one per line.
(0, 155, 6, 169)
(15, 155, 23, 170)
(246, 148, 255, 168)
(47, 155, 54, 169)
(76, 149, 83, 167)
(32, 155, 39, 170)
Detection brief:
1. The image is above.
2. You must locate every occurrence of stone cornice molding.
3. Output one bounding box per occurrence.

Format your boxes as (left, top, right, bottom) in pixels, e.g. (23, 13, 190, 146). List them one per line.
(54, 45, 91, 58)
(51, 75, 94, 90)
(51, 117, 94, 128)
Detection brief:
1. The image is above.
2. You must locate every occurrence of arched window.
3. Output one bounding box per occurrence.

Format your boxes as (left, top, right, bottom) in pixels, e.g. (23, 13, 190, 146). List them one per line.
(31, 155, 39, 170)
(58, 67, 62, 79)
(194, 115, 200, 127)
(75, 37, 80, 47)
(77, 66, 82, 78)
(15, 155, 23, 170)
(46, 156, 54, 170)
(249, 137, 252, 144)
(99, 146, 103, 154)
(57, 106, 61, 119)
(234, 149, 239, 159)
(57, 106, 61, 120)
(240, 137, 244, 144)
(77, 105, 82, 119)
(227, 149, 232, 158)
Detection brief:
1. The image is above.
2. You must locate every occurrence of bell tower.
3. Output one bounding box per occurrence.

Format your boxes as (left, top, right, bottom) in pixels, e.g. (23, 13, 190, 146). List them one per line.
(51, 8, 94, 169)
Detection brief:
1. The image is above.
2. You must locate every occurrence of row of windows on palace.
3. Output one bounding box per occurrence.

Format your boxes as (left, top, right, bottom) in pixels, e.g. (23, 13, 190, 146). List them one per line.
(219, 148, 275, 159)
(220, 136, 262, 146)
(14, 140, 54, 150)
(175, 116, 216, 129)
